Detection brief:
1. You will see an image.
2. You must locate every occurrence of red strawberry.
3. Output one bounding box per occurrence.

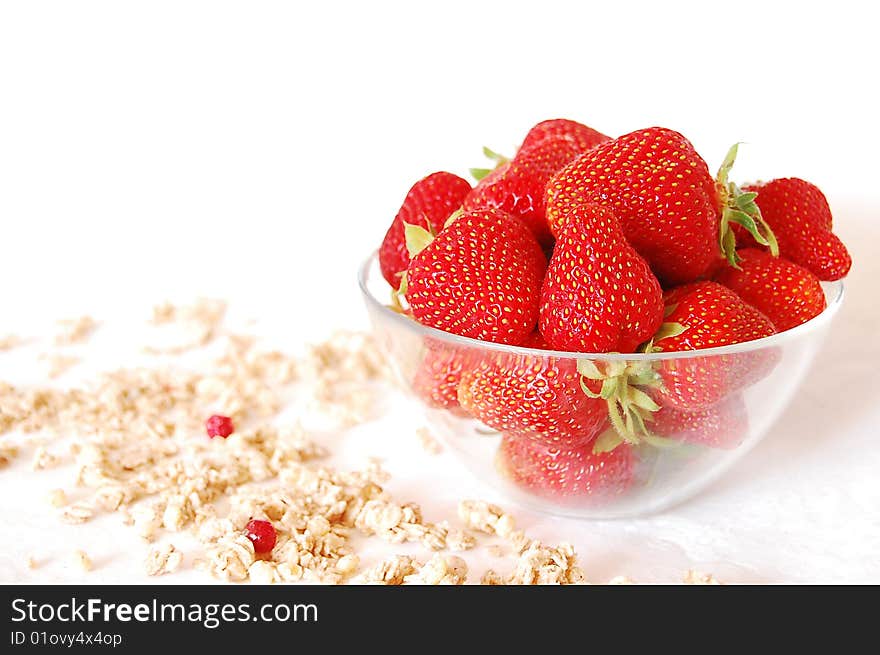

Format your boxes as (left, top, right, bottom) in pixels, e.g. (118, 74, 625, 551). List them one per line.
(379, 172, 471, 289)
(714, 248, 826, 332)
(497, 432, 635, 501)
(412, 340, 474, 417)
(661, 281, 777, 348)
(652, 281, 777, 410)
(521, 330, 551, 350)
(519, 118, 610, 153)
(464, 121, 608, 247)
(463, 138, 583, 246)
(740, 178, 851, 281)
(458, 336, 608, 448)
(650, 394, 748, 450)
(539, 202, 664, 353)
(545, 128, 777, 285)
(404, 208, 546, 345)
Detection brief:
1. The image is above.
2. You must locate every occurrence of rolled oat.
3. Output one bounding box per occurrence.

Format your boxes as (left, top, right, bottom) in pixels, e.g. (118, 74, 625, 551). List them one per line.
(48, 488, 69, 508)
(416, 427, 442, 454)
(683, 570, 722, 585)
(145, 544, 183, 576)
(0, 334, 22, 351)
(60, 501, 94, 525)
(55, 316, 97, 346)
(72, 550, 92, 572)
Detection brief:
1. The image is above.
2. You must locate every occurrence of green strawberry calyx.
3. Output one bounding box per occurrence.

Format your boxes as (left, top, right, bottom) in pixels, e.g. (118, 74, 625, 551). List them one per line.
(578, 358, 663, 453)
(403, 222, 435, 258)
(643, 321, 688, 350)
(716, 143, 780, 267)
(389, 273, 410, 314)
(469, 146, 510, 182)
(577, 321, 689, 453)
(443, 207, 465, 229)
(403, 207, 465, 259)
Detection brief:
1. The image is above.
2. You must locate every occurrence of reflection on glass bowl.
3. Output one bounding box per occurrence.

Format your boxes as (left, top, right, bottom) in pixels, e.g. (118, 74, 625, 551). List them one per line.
(359, 252, 844, 519)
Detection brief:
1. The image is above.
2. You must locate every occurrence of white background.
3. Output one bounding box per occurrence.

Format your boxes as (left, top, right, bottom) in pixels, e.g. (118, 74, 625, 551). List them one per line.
(1, 1, 879, 583)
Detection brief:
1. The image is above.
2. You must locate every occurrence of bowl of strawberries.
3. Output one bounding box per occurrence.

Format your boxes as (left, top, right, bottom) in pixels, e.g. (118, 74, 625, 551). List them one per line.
(360, 119, 849, 518)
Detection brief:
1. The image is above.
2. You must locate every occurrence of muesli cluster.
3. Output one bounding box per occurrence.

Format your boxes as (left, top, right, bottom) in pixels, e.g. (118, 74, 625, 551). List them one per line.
(0, 300, 720, 584)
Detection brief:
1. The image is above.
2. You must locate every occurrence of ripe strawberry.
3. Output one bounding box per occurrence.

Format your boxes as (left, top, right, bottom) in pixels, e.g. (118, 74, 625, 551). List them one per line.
(650, 393, 748, 450)
(404, 208, 546, 345)
(463, 138, 583, 246)
(539, 202, 664, 353)
(740, 178, 851, 281)
(412, 339, 473, 417)
(652, 281, 777, 410)
(458, 335, 608, 448)
(519, 118, 610, 153)
(379, 171, 471, 289)
(545, 128, 777, 285)
(464, 121, 608, 247)
(521, 330, 550, 350)
(497, 432, 635, 501)
(660, 281, 777, 348)
(714, 248, 826, 332)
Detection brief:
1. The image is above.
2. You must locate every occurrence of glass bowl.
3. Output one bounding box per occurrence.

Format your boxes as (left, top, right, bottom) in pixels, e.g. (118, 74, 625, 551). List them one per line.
(358, 252, 844, 519)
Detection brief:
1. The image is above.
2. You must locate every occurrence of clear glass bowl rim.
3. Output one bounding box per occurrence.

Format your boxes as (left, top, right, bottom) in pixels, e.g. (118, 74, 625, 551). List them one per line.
(358, 251, 845, 362)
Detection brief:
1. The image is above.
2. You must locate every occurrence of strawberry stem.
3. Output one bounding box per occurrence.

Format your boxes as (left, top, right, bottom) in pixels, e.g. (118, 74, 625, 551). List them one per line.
(403, 223, 435, 258)
(651, 321, 688, 343)
(593, 429, 625, 454)
(469, 146, 511, 182)
(578, 358, 664, 450)
(716, 143, 780, 266)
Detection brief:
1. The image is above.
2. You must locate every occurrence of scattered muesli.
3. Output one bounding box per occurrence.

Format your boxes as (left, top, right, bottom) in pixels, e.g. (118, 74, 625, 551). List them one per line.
(403, 554, 468, 585)
(145, 299, 227, 354)
(55, 316, 97, 346)
(42, 353, 81, 379)
(416, 427, 442, 454)
(355, 555, 420, 585)
(60, 501, 95, 525)
(0, 334, 22, 351)
(31, 446, 61, 471)
(0, 301, 722, 585)
(48, 488, 69, 508)
(72, 550, 92, 572)
(0, 443, 19, 467)
(683, 570, 722, 585)
(145, 544, 183, 576)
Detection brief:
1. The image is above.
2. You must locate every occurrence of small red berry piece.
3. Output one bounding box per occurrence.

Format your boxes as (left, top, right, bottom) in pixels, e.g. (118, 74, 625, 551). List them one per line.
(206, 414, 235, 438)
(245, 519, 277, 554)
